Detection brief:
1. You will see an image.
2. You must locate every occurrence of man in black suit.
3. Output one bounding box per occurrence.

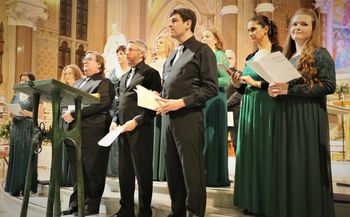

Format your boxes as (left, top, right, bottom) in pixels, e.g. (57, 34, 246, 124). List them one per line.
(61, 50, 115, 216)
(110, 40, 162, 217)
(156, 8, 218, 217)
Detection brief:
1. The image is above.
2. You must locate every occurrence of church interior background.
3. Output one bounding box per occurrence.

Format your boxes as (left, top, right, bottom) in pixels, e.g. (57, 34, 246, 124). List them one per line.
(0, 0, 349, 216)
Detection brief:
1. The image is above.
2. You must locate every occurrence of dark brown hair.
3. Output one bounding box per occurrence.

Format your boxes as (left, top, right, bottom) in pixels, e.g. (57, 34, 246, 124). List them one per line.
(170, 8, 197, 33)
(250, 15, 279, 45)
(20, 71, 35, 81)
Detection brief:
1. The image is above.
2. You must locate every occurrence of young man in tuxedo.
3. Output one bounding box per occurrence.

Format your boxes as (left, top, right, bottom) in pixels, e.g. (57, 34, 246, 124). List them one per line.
(109, 40, 162, 217)
(156, 8, 218, 217)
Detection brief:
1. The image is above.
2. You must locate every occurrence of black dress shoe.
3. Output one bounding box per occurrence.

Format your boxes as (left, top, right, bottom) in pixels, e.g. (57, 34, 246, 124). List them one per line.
(74, 209, 99, 216)
(61, 207, 78, 215)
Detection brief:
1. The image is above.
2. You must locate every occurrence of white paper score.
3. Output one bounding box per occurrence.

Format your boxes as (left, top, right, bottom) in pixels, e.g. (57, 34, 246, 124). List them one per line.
(246, 51, 301, 83)
(135, 85, 164, 111)
(6, 103, 23, 116)
(98, 125, 126, 147)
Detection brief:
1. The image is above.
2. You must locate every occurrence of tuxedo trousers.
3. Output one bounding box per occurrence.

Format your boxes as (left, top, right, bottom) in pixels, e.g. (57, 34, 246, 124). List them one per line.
(163, 110, 206, 217)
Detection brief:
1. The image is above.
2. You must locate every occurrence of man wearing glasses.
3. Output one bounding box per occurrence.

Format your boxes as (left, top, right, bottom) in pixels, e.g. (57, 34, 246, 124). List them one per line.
(61, 50, 115, 216)
(109, 40, 162, 217)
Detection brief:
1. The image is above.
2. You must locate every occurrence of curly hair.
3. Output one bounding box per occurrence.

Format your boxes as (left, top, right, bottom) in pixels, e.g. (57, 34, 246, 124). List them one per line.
(60, 64, 83, 84)
(283, 9, 321, 88)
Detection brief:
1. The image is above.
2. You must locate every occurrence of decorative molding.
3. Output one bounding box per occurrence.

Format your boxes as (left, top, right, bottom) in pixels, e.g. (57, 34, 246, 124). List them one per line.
(255, 3, 275, 14)
(221, 5, 239, 16)
(5, 0, 48, 30)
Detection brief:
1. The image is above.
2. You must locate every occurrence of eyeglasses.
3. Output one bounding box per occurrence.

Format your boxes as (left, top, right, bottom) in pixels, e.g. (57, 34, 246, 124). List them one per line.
(127, 47, 140, 53)
(82, 57, 96, 63)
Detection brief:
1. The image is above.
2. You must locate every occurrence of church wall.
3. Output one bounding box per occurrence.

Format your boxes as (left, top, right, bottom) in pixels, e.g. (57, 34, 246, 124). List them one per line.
(34, 0, 60, 80)
(0, 1, 11, 101)
(87, 0, 108, 53)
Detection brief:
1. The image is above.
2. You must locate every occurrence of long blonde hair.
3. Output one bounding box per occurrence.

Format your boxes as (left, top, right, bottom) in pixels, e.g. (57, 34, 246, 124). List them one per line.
(283, 9, 321, 88)
(155, 35, 175, 58)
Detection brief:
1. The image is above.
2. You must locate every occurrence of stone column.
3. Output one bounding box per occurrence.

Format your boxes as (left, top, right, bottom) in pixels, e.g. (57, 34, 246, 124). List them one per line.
(5, 0, 48, 82)
(221, 0, 239, 58)
(255, 1, 275, 19)
(314, 0, 333, 50)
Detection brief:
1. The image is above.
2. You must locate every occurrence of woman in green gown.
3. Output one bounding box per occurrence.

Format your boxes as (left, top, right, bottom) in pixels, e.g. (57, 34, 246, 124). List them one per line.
(150, 35, 174, 181)
(231, 16, 281, 216)
(201, 29, 231, 187)
(268, 9, 335, 217)
(5, 72, 38, 196)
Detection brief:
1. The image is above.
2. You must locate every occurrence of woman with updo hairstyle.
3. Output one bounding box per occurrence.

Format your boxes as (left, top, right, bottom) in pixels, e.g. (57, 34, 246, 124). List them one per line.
(201, 28, 231, 187)
(268, 9, 335, 217)
(5, 71, 38, 196)
(231, 15, 282, 216)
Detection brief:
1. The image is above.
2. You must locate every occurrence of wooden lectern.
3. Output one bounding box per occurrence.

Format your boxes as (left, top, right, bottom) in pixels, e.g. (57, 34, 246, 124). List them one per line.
(14, 79, 100, 217)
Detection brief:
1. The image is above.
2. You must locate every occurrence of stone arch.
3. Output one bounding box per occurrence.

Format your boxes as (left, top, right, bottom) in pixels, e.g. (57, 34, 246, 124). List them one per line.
(147, 0, 215, 55)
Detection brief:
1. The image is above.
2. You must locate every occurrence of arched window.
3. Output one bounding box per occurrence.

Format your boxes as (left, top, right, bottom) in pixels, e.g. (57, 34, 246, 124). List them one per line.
(58, 0, 88, 75)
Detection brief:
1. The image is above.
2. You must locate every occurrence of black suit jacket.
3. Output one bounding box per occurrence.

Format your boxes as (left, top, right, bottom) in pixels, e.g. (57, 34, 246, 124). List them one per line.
(116, 60, 162, 126)
(69, 73, 115, 149)
(162, 36, 218, 117)
(113, 61, 161, 149)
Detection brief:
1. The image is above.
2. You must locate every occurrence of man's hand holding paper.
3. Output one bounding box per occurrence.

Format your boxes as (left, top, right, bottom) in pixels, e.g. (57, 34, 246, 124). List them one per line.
(98, 124, 126, 147)
(134, 85, 164, 111)
(155, 98, 186, 115)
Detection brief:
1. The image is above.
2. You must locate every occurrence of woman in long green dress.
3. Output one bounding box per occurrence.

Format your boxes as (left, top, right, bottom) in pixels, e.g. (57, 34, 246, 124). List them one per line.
(231, 16, 281, 216)
(150, 35, 174, 181)
(201, 29, 231, 187)
(268, 9, 335, 217)
(5, 72, 38, 196)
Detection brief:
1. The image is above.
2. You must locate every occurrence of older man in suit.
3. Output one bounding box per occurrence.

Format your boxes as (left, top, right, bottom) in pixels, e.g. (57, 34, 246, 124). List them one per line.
(110, 40, 162, 217)
(156, 8, 218, 217)
(61, 50, 115, 216)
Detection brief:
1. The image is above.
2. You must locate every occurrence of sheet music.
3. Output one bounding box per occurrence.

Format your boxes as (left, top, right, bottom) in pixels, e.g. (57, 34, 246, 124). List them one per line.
(98, 125, 126, 147)
(217, 64, 234, 75)
(6, 103, 23, 116)
(227, 111, 234, 127)
(246, 51, 301, 83)
(135, 85, 163, 111)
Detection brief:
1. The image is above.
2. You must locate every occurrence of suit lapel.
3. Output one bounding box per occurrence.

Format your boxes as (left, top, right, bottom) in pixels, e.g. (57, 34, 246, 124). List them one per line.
(165, 48, 195, 83)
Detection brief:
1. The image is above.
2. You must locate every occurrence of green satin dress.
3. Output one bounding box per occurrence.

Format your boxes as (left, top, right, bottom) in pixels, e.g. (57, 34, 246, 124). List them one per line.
(233, 55, 277, 216)
(203, 50, 231, 187)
